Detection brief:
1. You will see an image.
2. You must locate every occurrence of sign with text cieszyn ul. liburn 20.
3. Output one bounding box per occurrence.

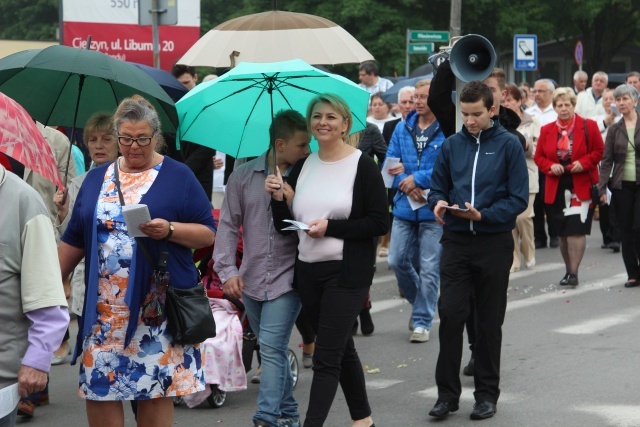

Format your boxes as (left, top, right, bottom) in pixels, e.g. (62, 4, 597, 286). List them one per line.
(62, 0, 200, 71)
(513, 34, 537, 71)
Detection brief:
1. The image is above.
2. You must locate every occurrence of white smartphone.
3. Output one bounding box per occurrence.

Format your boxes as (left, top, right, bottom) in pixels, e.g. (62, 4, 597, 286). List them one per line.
(610, 104, 619, 116)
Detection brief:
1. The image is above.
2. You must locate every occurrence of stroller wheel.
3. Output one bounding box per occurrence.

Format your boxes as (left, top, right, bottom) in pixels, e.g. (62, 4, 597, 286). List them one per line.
(172, 396, 184, 406)
(288, 348, 299, 389)
(207, 385, 227, 408)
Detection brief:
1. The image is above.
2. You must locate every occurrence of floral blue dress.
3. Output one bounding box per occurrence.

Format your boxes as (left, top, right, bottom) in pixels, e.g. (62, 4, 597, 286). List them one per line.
(78, 163, 205, 400)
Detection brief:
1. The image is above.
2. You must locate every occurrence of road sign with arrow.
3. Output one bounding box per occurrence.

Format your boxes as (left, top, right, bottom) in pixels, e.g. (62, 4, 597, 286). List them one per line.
(514, 34, 537, 71)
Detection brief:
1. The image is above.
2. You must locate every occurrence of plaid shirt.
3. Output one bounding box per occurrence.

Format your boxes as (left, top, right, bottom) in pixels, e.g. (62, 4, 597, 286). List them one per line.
(213, 152, 298, 301)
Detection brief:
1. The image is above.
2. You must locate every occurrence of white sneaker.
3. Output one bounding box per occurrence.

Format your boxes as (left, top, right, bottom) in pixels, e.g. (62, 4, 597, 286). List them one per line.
(526, 259, 536, 268)
(410, 327, 429, 343)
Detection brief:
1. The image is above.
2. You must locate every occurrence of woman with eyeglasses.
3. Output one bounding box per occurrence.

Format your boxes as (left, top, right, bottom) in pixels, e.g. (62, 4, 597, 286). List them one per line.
(534, 88, 604, 287)
(598, 84, 640, 288)
(57, 97, 216, 427)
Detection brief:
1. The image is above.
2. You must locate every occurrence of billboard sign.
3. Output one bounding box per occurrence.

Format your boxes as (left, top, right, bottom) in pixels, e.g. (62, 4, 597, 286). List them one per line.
(62, 0, 200, 70)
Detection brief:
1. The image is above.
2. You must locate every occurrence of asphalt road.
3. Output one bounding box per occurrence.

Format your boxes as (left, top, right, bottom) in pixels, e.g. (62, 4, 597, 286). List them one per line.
(17, 227, 640, 427)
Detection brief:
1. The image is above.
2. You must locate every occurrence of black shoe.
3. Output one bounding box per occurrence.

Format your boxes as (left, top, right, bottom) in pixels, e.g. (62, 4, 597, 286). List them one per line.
(567, 274, 579, 287)
(608, 242, 621, 253)
(429, 401, 459, 419)
(549, 237, 559, 248)
(559, 273, 570, 286)
(470, 401, 497, 420)
(535, 240, 547, 249)
(462, 357, 475, 376)
(624, 280, 639, 288)
(601, 243, 610, 249)
(359, 308, 375, 336)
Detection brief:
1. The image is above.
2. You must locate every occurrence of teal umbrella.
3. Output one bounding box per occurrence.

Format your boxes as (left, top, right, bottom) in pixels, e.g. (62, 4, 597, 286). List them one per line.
(176, 59, 370, 158)
(0, 45, 178, 134)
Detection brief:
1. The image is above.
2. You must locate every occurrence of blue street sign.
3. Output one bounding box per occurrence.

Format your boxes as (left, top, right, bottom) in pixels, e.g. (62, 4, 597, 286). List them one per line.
(514, 34, 537, 71)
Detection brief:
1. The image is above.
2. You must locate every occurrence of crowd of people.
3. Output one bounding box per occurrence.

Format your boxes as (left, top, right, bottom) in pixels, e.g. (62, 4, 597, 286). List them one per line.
(1, 51, 639, 427)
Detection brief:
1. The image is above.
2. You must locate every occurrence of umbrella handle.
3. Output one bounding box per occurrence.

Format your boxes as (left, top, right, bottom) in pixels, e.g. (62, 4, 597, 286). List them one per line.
(230, 51, 239, 68)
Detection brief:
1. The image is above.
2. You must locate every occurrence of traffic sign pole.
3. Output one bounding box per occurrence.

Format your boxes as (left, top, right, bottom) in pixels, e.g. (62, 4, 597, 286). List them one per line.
(405, 29, 410, 78)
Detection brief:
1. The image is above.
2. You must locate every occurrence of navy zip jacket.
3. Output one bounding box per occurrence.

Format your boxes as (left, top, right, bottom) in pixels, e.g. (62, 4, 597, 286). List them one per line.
(427, 120, 528, 233)
(387, 110, 445, 222)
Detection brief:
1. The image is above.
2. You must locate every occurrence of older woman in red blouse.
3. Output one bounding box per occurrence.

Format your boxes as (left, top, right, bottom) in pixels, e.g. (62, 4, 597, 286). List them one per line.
(534, 87, 604, 287)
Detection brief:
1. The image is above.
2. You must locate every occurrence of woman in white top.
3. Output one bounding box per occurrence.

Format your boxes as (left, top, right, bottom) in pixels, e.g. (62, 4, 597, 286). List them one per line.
(503, 84, 541, 272)
(266, 94, 388, 427)
(366, 92, 394, 133)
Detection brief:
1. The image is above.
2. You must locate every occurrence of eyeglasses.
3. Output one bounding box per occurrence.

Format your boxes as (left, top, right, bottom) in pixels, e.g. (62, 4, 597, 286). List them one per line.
(415, 94, 429, 100)
(117, 135, 154, 146)
(531, 90, 552, 94)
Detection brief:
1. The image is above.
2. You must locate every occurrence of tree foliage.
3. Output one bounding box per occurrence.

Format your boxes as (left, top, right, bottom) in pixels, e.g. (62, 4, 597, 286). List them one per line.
(0, 0, 58, 40)
(1, 0, 638, 79)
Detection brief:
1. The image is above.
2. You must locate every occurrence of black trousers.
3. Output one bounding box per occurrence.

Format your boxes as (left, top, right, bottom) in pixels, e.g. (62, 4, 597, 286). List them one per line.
(598, 201, 620, 245)
(612, 182, 640, 280)
(435, 231, 513, 405)
(533, 172, 557, 243)
(296, 260, 371, 426)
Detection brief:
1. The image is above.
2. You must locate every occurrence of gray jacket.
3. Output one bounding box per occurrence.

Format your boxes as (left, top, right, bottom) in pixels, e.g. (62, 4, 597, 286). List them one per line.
(598, 117, 640, 194)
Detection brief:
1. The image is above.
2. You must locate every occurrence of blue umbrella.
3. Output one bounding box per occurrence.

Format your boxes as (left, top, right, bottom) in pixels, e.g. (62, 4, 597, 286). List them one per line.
(381, 74, 433, 103)
(129, 62, 188, 102)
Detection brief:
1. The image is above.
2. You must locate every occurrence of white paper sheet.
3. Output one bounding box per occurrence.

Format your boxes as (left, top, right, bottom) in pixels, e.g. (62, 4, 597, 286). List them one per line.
(122, 204, 151, 237)
(281, 219, 310, 231)
(0, 383, 20, 419)
(408, 189, 429, 211)
(381, 157, 401, 188)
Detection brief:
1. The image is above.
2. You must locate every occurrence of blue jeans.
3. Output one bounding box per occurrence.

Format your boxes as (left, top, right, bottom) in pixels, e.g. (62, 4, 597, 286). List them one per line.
(243, 290, 302, 427)
(0, 406, 17, 427)
(388, 218, 443, 330)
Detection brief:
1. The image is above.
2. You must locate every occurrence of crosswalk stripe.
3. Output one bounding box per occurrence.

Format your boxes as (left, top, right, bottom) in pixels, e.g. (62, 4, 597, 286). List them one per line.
(573, 405, 640, 427)
(370, 273, 628, 316)
(415, 386, 522, 403)
(553, 309, 639, 335)
(366, 379, 404, 390)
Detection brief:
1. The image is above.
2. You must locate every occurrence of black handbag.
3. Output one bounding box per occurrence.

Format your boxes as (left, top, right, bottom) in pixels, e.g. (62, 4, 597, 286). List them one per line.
(113, 160, 216, 345)
(165, 283, 216, 345)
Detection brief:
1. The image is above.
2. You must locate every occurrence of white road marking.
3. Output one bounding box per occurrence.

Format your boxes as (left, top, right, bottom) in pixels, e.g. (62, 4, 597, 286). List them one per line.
(573, 405, 640, 427)
(508, 262, 565, 279)
(370, 298, 408, 314)
(553, 308, 639, 335)
(506, 274, 627, 312)
(415, 386, 522, 403)
(370, 274, 628, 316)
(366, 379, 404, 390)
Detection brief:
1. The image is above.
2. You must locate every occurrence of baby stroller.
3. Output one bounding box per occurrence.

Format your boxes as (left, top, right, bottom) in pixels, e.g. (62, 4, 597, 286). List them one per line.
(178, 209, 299, 409)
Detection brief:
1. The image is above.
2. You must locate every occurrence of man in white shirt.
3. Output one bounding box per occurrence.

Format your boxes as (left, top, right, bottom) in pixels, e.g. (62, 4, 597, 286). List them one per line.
(358, 61, 393, 95)
(526, 79, 558, 249)
(526, 79, 557, 126)
(575, 71, 608, 118)
(626, 71, 640, 112)
(573, 70, 588, 94)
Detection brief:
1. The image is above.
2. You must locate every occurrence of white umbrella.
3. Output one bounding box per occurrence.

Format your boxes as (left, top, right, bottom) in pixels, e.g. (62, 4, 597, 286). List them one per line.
(177, 9, 374, 68)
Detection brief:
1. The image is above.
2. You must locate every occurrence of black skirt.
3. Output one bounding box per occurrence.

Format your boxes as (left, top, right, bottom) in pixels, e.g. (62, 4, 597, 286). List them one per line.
(549, 173, 594, 236)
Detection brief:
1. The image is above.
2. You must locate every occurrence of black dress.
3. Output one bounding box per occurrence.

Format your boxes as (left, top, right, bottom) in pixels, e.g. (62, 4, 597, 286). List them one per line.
(550, 134, 594, 236)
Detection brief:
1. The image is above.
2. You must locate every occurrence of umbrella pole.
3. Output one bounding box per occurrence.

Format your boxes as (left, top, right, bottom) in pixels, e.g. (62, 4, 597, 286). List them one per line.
(268, 80, 277, 177)
(61, 74, 85, 202)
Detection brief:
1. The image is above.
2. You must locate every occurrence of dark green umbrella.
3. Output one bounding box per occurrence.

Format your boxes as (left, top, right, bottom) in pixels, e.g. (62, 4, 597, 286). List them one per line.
(0, 45, 178, 134)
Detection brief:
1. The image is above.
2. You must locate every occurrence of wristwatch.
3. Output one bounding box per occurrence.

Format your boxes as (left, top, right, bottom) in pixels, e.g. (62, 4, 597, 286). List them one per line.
(166, 221, 174, 240)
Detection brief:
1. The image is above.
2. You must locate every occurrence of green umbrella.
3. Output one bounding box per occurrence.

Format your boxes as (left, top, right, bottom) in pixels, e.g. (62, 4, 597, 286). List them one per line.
(0, 45, 178, 134)
(176, 59, 370, 159)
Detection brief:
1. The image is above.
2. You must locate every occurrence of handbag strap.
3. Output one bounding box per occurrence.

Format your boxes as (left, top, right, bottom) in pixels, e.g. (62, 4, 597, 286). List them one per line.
(113, 160, 167, 272)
